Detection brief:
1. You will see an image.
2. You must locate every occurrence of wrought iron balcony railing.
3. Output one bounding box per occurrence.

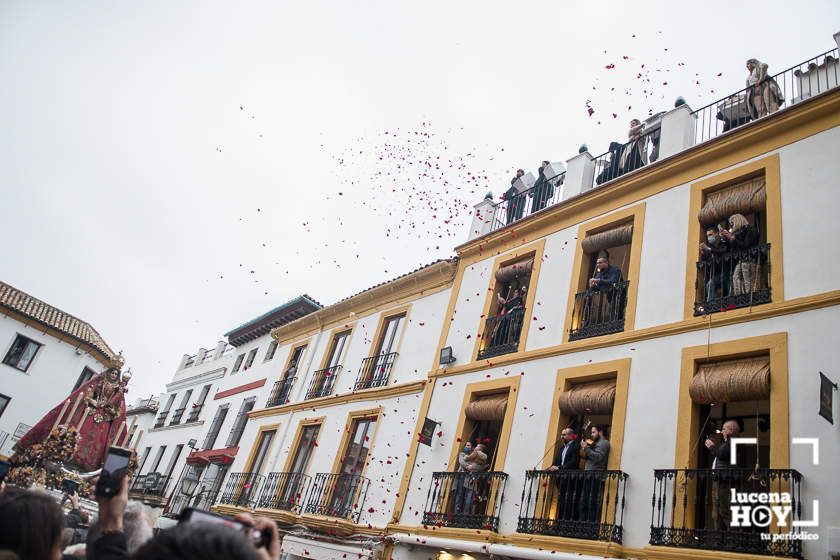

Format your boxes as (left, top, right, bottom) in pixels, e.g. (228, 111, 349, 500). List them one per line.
(477, 307, 526, 360)
(165, 488, 221, 518)
(518, 469, 628, 543)
(306, 365, 342, 400)
(217, 472, 265, 508)
(304, 473, 370, 522)
(650, 468, 804, 558)
(568, 280, 630, 341)
(693, 48, 839, 145)
(694, 243, 771, 316)
(129, 473, 171, 497)
(355, 352, 398, 391)
(265, 376, 296, 408)
(186, 404, 203, 423)
(256, 472, 311, 512)
(154, 411, 169, 428)
(423, 471, 508, 532)
(489, 172, 566, 231)
(169, 407, 186, 425)
(592, 128, 661, 188)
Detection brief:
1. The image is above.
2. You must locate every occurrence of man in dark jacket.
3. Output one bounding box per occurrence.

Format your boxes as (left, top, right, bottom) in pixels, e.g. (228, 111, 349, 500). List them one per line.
(503, 169, 526, 224)
(548, 428, 581, 521)
(586, 256, 624, 323)
(699, 226, 731, 304)
(705, 419, 744, 531)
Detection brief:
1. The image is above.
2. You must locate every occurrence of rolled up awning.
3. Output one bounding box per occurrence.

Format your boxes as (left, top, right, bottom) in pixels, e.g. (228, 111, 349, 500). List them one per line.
(465, 394, 508, 421)
(558, 379, 616, 416)
(495, 259, 534, 284)
(581, 224, 633, 254)
(689, 356, 770, 404)
(698, 177, 766, 227)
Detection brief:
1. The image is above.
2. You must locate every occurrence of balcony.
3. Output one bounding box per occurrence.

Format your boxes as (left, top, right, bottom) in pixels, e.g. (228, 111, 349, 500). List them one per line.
(265, 376, 296, 408)
(306, 365, 341, 400)
(422, 471, 508, 532)
(518, 470, 628, 543)
(477, 307, 525, 360)
(650, 468, 804, 558)
(592, 126, 660, 188)
(489, 172, 566, 232)
(169, 407, 186, 425)
(694, 243, 771, 316)
(154, 411, 169, 428)
(129, 472, 170, 497)
(304, 473, 370, 522)
(186, 404, 203, 423)
(568, 280, 629, 341)
(217, 472, 265, 508)
(256, 472, 311, 512)
(354, 352, 398, 391)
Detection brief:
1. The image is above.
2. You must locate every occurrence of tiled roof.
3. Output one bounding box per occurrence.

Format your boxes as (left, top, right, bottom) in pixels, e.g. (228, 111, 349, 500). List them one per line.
(224, 294, 323, 347)
(0, 280, 118, 361)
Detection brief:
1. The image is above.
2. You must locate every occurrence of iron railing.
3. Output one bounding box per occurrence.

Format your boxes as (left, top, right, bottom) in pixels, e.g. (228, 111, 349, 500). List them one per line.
(568, 280, 630, 341)
(490, 172, 566, 231)
(304, 473, 370, 522)
(186, 404, 203, 423)
(130, 473, 171, 497)
(166, 489, 221, 517)
(217, 472, 265, 508)
(695, 243, 771, 316)
(256, 472, 311, 512)
(306, 365, 342, 400)
(169, 407, 186, 425)
(423, 471, 508, 532)
(265, 377, 296, 408)
(154, 411, 169, 428)
(693, 48, 839, 145)
(355, 352, 398, 391)
(518, 470, 628, 543)
(650, 468, 804, 558)
(591, 128, 660, 189)
(477, 307, 526, 360)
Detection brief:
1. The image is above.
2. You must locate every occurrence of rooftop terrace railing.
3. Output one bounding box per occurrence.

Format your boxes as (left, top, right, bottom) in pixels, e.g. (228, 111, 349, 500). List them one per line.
(693, 48, 839, 145)
(489, 173, 566, 232)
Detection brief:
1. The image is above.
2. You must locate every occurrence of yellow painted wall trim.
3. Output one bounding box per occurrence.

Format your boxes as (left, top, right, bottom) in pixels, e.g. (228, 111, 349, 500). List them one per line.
(271, 260, 458, 345)
(328, 406, 384, 477)
(430, 288, 840, 379)
(455, 91, 840, 262)
(249, 380, 427, 419)
(281, 416, 325, 473)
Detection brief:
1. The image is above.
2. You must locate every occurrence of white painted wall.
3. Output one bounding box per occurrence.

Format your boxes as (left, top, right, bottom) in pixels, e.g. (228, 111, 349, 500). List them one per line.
(0, 315, 106, 456)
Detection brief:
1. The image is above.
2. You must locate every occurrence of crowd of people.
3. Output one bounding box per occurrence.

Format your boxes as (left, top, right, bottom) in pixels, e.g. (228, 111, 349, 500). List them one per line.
(0, 477, 281, 560)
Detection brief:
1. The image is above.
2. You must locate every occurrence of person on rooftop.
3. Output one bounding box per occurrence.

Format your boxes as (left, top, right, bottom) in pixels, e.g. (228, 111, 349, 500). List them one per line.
(745, 58, 784, 118)
(619, 118, 647, 175)
(503, 169, 526, 224)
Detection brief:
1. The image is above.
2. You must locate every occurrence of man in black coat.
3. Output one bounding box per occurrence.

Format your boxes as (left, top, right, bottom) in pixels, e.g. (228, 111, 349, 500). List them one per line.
(548, 428, 582, 522)
(705, 419, 744, 532)
(503, 169, 526, 224)
(586, 255, 625, 323)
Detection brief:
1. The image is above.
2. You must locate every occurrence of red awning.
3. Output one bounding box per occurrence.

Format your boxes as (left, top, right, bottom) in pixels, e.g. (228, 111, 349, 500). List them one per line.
(186, 446, 239, 466)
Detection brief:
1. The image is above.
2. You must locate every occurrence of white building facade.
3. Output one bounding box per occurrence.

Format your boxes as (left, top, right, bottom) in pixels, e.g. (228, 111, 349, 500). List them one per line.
(0, 281, 118, 457)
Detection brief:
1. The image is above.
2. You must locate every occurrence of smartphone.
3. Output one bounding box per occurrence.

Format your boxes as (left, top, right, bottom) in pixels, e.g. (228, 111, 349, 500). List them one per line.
(179, 508, 265, 548)
(95, 446, 132, 498)
(62, 477, 80, 496)
(0, 460, 10, 484)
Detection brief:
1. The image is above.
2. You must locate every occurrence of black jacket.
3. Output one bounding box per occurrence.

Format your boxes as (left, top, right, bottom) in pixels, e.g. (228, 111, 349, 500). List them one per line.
(552, 439, 582, 470)
(89, 532, 128, 560)
(591, 265, 623, 292)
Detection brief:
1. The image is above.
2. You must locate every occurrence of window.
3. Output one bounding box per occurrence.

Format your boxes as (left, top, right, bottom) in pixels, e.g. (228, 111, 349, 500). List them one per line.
(156, 393, 177, 428)
(3, 335, 42, 372)
(477, 256, 535, 360)
(0, 393, 10, 418)
(187, 384, 212, 422)
(357, 314, 405, 391)
(225, 398, 256, 447)
(374, 314, 404, 357)
(324, 413, 377, 517)
(137, 446, 152, 473)
(243, 348, 258, 370)
(232, 353, 245, 373)
(164, 444, 184, 483)
(308, 332, 349, 399)
(150, 446, 167, 473)
(202, 405, 229, 449)
(287, 423, 320, 474)
(264, 340, 278, 362)
(73, 367, 96, 391)
(337, 417, 376, 476)
(170, 390, 192, 425)
(248, 429, 275, 475)
(563, 205, 644, 343)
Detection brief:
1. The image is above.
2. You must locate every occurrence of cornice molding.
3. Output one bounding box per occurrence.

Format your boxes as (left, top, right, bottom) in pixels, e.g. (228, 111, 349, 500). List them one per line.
(148, 419, 204, 433)
(270, 260, 458, 345)
(165, 367, 227, 392)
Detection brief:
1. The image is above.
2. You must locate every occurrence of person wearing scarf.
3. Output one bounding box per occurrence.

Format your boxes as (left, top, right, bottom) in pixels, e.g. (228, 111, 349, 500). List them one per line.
(745, 58, 784, 119)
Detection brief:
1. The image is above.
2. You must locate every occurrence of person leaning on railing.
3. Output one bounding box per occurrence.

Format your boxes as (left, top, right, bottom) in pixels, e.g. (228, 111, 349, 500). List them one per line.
(453, 442, 473, 514)
(718, 214, 759, 297)
(745, 59, 784, 119)
(530, 161, 553, 213)
(699, 226, 731, 302)
(503, 169, 526, 224)
(461, 443, 489, 517)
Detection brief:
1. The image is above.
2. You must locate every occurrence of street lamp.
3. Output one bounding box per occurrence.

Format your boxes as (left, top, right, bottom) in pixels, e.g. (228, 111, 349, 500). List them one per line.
(180, 476, 200, 497)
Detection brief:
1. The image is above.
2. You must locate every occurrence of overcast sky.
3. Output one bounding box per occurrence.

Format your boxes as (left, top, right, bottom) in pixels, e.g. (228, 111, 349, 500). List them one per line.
(1, 1, 838, 399)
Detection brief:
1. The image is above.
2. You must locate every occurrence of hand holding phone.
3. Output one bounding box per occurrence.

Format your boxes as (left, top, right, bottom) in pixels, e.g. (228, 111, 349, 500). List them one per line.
(180, 508, 266, 548)
(95, 447, 131, 498)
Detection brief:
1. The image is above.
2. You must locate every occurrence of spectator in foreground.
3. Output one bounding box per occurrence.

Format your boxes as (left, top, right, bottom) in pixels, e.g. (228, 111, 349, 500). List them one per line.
(0, 486, 65, 560)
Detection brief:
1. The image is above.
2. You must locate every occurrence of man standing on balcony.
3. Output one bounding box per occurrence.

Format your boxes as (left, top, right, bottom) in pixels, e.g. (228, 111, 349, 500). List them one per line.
(586, 255, 624, 324)
(579, 425, 610, 526)
(700, 226, 731, 303)
(548, 428, 581, 522)
(705, 419, 744, 532)
(503, 169, 526, 224)
(530, 161, 553, 213)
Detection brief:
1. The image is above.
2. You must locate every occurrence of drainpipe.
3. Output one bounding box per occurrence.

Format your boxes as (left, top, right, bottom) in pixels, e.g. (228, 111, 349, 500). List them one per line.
(389, 533, 610, 560)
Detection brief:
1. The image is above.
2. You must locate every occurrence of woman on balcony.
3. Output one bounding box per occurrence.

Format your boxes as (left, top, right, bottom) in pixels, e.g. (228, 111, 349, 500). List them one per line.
(745, 58, 784, 118)
(719, 214, 759, 297)
(618, 119, 647, 175)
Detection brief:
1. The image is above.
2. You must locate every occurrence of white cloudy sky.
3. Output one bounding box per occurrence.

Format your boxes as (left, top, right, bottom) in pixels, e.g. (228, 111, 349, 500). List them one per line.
(1, 1, 838, 398)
